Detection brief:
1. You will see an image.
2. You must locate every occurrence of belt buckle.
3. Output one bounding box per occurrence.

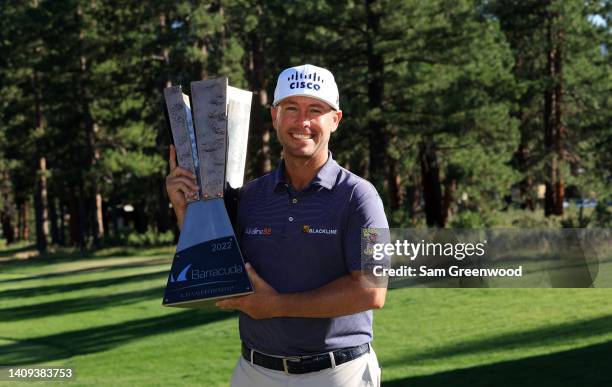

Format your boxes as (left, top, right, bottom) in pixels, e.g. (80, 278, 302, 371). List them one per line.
(282, 356, 301, 374)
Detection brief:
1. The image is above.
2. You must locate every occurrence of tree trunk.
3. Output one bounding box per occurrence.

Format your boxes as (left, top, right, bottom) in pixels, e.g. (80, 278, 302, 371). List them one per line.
(109, 202, 120, 240)
(366, 0, 387, 192)
(18, 203, 22, 241)
(0, 191, 16, 245)
(520, 176, 535, 211)
(387, 131, 402, 210)
(19, 201, 30, 241)
(407, 172, 420, 225)
(420, 140, 444, 227)
(387, 149, 402, 210)
(13, 211, 19, 242)
(95, 191, 104, 241)
(442, 178, 457, 226)
(248, 7, 272, 176)
(0, 169, 16, 244)
(69, 192, 84, 247)
(49, 194, 60, 244)
(513, 122, 535, 211)
(76, 5, 104, 244)
(34, 158, 49, 253)
(1, 211, 15, 244)
(31, 69, 50, 253)
(553, 19, 565, 216)
(508, 35, 538, 212)
(544, 10, 564, 217)
(59, 199, 66, 246)
(79, 190, 88, 249)
(134, 202, 148, 234)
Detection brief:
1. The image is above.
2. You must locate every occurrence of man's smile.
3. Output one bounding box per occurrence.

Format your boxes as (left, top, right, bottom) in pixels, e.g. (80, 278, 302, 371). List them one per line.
(290, 133, 314, 140)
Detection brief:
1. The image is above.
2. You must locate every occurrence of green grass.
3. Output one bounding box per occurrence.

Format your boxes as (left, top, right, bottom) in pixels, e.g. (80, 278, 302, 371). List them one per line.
(1, 245, 611, 386)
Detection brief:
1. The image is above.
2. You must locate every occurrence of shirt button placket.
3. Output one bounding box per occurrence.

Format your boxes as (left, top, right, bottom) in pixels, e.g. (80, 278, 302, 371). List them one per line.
(287, 194, 298, 230)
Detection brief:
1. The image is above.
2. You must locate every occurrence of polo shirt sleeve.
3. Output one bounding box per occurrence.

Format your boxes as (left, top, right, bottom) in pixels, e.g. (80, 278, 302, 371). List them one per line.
(344, 181, 389, 272)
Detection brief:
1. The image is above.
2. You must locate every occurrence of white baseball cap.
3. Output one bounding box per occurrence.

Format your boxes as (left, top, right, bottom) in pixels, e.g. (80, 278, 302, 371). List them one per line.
(273, 64, 340, 110)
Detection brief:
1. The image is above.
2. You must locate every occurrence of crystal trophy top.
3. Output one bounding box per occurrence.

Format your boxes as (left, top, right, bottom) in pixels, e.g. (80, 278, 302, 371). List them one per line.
(163, 86, 200, 202)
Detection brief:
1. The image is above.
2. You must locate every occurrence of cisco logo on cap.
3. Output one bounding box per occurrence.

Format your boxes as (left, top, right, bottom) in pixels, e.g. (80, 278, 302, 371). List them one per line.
(288, 70, 323, 91)
(273, 64, 340, 110)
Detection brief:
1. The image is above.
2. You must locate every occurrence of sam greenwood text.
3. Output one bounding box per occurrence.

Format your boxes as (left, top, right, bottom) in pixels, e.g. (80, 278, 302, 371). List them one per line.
(373, 265, 523, 278)
(368, 239, 522, 279)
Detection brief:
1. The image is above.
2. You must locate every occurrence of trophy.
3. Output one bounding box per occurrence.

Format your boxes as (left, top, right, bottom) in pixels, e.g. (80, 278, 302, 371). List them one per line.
(162, 77, 254, 308)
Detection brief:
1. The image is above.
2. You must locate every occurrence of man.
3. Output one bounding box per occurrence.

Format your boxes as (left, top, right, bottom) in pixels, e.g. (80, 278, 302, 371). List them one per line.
(166, 64, 388, 387)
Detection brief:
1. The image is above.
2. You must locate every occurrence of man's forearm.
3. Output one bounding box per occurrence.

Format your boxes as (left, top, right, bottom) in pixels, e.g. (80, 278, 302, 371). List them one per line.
(175, 207, 186, 230)
(274, 272, 387, 318)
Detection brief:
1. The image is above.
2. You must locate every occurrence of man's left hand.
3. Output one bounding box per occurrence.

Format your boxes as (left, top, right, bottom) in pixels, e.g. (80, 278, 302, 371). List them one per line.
(215, 263, 282, 320)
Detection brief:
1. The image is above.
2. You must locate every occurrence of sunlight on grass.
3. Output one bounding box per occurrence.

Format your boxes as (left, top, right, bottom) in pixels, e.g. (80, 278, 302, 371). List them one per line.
(1, 245, 611, 386)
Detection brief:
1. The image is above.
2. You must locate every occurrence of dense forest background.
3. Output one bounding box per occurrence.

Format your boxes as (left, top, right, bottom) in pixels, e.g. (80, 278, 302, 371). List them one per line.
(1, 0, 610, 254)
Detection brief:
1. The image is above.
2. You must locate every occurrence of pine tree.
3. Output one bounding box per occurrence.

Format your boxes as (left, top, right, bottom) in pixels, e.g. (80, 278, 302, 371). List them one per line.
(492, 0, 612, 217)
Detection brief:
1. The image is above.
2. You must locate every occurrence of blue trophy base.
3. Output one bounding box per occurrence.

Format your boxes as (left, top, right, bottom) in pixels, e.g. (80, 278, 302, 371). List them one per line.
(163, 199, 253, 307)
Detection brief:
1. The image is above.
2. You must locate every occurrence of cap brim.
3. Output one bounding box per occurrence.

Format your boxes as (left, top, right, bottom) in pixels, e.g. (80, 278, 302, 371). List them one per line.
(273, 93, 339, 111)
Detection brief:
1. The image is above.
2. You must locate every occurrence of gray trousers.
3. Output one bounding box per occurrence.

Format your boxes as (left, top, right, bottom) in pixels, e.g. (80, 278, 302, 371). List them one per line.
(230, 344, 381, 387)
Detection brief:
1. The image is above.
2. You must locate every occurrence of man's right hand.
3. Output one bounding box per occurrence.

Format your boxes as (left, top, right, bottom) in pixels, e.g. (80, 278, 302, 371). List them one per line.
(165, 145, 199, 225)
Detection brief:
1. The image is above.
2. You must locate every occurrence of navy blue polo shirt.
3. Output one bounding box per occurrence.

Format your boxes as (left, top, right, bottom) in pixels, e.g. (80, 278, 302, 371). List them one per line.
(237, 153, 389, 356)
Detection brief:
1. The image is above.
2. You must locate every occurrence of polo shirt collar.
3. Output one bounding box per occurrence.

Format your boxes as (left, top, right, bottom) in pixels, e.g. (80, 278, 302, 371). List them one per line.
(273, 152, 340, 192)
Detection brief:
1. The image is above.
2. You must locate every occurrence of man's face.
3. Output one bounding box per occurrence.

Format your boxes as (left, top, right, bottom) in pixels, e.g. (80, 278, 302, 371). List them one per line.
(271, 96, 342, 160)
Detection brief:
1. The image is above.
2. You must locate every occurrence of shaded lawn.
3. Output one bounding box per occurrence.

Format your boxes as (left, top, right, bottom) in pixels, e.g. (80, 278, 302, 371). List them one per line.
(0, 245, 611, 386)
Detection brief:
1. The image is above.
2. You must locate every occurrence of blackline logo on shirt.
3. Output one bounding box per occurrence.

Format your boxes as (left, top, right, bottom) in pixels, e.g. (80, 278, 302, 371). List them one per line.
(245, 226, 272, 236)
(302, 225, 338, 235)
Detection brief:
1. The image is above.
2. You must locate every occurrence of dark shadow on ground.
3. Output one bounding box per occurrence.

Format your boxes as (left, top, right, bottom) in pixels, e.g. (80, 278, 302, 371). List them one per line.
(384, 314, 612, 367)
(0, 246, 172, 269)
(0, 244, 36, 259)
(0, 308, 235, 365)
(0, 257, 169, 285)
(0, 286, 165, 321)
(383, 339, 612, 386)
(0, 270, 168, 299)
(92, 247, 174, 258)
